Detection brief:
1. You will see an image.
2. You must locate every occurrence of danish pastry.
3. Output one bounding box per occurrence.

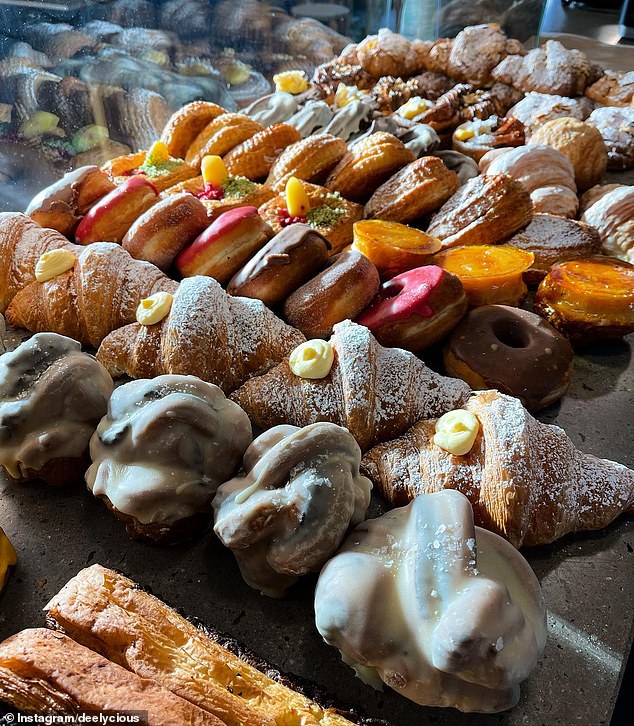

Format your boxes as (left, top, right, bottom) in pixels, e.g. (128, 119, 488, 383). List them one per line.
(223, 123, 302, 180)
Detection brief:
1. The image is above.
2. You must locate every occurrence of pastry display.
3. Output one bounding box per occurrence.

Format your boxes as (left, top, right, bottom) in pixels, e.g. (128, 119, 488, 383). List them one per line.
(587, 107, 634, 171)
(159, 100, 227, 158)
(507, 214, 602, 284)
(530, 117, 608, 191)
(357, 265, 468, 352)
(231, 320, 469, 452)
(184, 112, 263, 168)
(451, 116, 525, 161)
(5, 242, 178, 347)
(444, 306, 574, 410)
(122, 192, 209, 270)
(0, 527, 15, 594)
(534, 258, 634, 344)
(352, 219, 441, 279)
(585, 69, 634, 108)
(0, 629, 220, 724)
(433, 245, 534, 307)
(581, 185, 634, 263)
(176, 206, 273, 283)
(507, 92, 594, 136)
(96, 275, 304, 394)
(213, 422, 372, 596)
(43, 565, 357, 725)
(315, 489, 546, 712)
(325, 132, 415, 203)
(427, 174, 532, 248)
(86, 375, 252, 543)
(363, 389, 634, 545)
(283, 249, 380, 339)
(24, 166, 115, 236)
(265, 133, 347, 191)
(258, 179, 362, 253)
(364, 156, 459, 223)
(227, 223, 330, 306)
(222, 123, 302, 180)
(0, 333, 112, 485)
(74, 175, 159, 245)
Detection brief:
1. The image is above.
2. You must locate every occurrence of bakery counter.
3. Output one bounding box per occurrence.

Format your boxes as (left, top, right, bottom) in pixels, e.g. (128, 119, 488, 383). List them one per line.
(0, 322, 632, 726)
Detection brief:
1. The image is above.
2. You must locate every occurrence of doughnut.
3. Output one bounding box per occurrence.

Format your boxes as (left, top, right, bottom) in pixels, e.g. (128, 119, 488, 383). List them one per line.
(122, 192, 209, 271)
(443, 305, 574, 411)
(227, 223, 331, 307)
(25, 166, 115, 236)
(283, 249, 380, 339)
(176, 206, 273, 284)
(356, 265, 468, 352)
(534, 257, 634, 346)
(74, 175, 159, 245)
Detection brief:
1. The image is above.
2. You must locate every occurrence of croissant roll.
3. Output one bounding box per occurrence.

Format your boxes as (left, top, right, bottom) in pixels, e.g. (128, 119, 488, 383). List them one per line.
(362, 389, 634, 547)
(223, 123, 302, 181)
(96, 275, 305, 394)
(160, 100, 227, 158)
(5, 242, 178, 348)
(184, 112, 263, 168)
(231, 319, 470, 451)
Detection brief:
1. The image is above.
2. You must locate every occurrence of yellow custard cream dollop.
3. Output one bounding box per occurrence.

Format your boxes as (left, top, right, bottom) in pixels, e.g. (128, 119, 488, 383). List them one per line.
(397, 96, 434, 120)
(454, 116, 498, 141)
(136, 291, 174, 326)
(274, 70, 309, 94)
(35, 249, 77, 283)
(0, 526, 17, 593)
(289, 339, 335, 379)
(335, 83, 367, 108)
(433, 410, 480, 456)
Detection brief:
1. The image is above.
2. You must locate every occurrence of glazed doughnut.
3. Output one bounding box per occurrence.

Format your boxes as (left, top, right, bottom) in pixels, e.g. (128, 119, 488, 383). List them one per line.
(122, 192, 209, 271)
(356, 265, 468, 352)
(227, 223, 331, 306)
(443, 305, 574, 411)
(176, 206, 273, 284)
(283, 249, 380, 339)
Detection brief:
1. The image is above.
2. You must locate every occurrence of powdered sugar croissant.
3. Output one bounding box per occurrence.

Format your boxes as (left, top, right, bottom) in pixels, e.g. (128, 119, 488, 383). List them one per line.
(362, 390, 634, 547)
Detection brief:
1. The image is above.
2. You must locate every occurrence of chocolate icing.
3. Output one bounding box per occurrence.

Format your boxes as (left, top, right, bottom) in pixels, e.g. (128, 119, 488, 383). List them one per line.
(25, 166, 102, 218)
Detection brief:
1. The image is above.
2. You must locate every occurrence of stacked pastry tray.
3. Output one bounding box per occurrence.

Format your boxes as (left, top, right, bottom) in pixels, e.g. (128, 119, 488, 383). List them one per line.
(0, 320, 632, 725)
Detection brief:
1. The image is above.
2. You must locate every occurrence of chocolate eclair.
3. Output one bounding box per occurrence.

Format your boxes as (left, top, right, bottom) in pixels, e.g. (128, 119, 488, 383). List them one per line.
(227, 224, 331, 307)
(0, 332, 113, 486)
(24, 166, 115, 236)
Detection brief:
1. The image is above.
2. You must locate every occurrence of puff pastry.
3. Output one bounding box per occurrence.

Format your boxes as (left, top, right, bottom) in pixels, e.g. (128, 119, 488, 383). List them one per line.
(585, 70, 634, 108)
(266, 133, 347, 191)
(356, 28, 426, 78)
(184, 112, 263, 168)
(581, 185, 634, 263)
(159, 100, 227, 159)
(223, 123, 302, 180)
(507, 92, 594, 136)
(480, 144, 577, 193)
(587, 107, 634, 171)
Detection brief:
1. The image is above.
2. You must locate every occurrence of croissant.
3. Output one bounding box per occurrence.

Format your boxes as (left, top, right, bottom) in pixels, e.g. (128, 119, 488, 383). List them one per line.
(97, 275, 305, 394)
(45, 565, 356, 726)
(5, 242, 178, 347)
(231, 320, 470, 451)
(0, 212, 76, 313)
(362, 390, 634, 547)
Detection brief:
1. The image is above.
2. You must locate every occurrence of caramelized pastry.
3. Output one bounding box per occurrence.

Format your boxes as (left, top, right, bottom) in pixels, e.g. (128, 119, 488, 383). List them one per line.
(444, 305, 574, 411)
(433, 150, 479, 185)
(581, 185, 634, 263)
(352, 219, 441, 279)
(531, 117, 607, 191)
(160, 100, 227, 158)
(534, 257, 634, 344)
(122, 192, 209, 270)
(213, 422, 372, 597)
(364, 156, 459, 224)
(427, 174, 533, 249)
(507, 92, 594, 136)
(102, 141, 197, 192)
(587, 106, 634, 171)
(266, 133, 347, 192)
(283, 249, 380, 339)
(0, 333, 112, 486)
(357, 265, 468, 351)
(176, 206, 273, 284)
(507, 214, 602, 284)
(325, 132, 415, 203)
(223, 123, 302, 180)
(86, 374, 252, 544)
(184, 112, 263, 168)
(315, 489, 546, 713)
(585, 70, 634, 108)
(433, 245, 534, 307)
(228, 223, 330, 306)
(0, 526, 15, 594)
(25, 166, 115, 236)
(452, 116, 525, 161)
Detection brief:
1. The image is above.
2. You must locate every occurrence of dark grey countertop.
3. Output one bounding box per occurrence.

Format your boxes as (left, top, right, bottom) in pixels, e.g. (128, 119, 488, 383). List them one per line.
(0, 325, 632, 726)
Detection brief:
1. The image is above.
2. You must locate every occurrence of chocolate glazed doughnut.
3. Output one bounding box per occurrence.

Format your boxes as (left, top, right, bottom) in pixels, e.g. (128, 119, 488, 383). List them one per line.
(443, 305, 574, 411)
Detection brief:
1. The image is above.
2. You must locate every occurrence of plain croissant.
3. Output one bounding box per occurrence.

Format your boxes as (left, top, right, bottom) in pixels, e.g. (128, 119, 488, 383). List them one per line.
(96, 275, 305, 394)
(231, 320, 470, 451)
(5, 242, 178, 348)
(0, 212, 76, 313)
(362, 389, 634, 547)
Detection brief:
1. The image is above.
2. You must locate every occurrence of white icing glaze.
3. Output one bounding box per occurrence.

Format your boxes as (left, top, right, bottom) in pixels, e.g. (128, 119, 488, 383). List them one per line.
(244, 92, 298, 126)
(86, 374, 252, 525)
(0, 333, 113, 479)
(213, 422, 372, 597)
(287, 100, 334, 137)
(582, 185, 634, 263)
(324, 100, 373, 142)
(315, 489, 547, 713)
